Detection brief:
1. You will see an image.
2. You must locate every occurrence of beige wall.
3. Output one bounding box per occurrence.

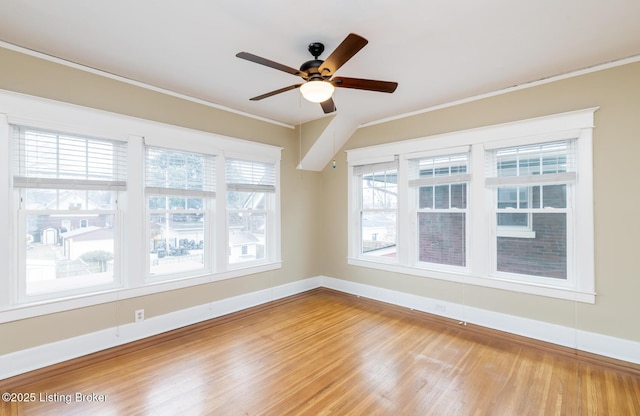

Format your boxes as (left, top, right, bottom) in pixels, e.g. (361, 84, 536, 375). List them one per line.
(321, 61, 640, 343)
(0, 46, 324, 354)
(1, 44, 639, 357)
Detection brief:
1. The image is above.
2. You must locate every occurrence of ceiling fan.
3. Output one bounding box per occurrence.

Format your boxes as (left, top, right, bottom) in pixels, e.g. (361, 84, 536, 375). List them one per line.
(236, 33, 398, 114)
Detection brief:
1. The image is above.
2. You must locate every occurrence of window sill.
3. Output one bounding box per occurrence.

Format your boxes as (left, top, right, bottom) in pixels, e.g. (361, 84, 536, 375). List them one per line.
(347, 257, 595, 304)
(497, 229, 536, 239)
(0, 261, 282, 324)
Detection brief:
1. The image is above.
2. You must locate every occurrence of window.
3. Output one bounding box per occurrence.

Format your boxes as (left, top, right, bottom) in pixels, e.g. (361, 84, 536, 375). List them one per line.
(409, 150, 470, 268)
(11, 126, 126, 301)
(353, 158, 398, 259)
(145, 147, 215, 279)
(347, 109, 596, 302)
(1, 90, 282, 318)
(487, 140, 576, 281)
(225, 158, 278, 266)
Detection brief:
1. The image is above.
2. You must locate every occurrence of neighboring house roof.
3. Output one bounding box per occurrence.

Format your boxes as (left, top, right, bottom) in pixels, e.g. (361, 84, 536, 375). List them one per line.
(60, 226, 112, 241)
(229, 230, 259, 245)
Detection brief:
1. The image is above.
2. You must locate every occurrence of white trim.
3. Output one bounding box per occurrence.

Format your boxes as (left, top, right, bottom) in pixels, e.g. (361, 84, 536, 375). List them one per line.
(348, 109, 596, 164)
(1, 89, 284, 315)
(0, 276, 320, 380)
(347, 109, 596, 302)
(319, 277, 639, 365)
(0, 262, 282, 323)
(0, 115, 11, 309)
(496, 228, 536, 239)
(347, 258, 595, 303)
(405, 145, 471, 160)
(347, 154, 397, 167)
(0, 89, 283, 159)
(1, 276, 636, 380)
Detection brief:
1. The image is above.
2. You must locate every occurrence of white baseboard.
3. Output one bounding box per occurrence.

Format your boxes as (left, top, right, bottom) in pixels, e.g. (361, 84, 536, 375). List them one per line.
(2, 275, 638, 380)
(0, 277, 321, 380)
(319, 276, 640, 366)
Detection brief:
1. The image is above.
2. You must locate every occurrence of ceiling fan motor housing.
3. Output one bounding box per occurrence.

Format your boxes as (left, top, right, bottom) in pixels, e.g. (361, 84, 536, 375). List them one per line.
(300, 59, 324, 77)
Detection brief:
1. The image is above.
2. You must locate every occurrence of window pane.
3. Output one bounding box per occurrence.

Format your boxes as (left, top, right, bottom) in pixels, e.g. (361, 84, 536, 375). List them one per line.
(25, 189, 117, 210)
(497, 187, 518, 209)
(497, 186, 529, 210)
(496, 213, 567, 279)
(169, 197, 187, 210)
(493, 141, 573, 179)
(149, 213, 205, 275)
(434, 185, 449, 209)
(542, 185, 566, 208)
(88, 191, 116, 210)
(228, 212, 266, 264)
(418, 212, 465, 266)
(25, 213, 116, 295)
(146, 148, 214, 192)
(450, 184, 467, 209)
(362, 170, 397, 209)
(24, 189, 58, 209)
(361, 212, 396, 257)
(148, 196, 166, 210)
(497, 213, 529, 227)
(227, 191, 266, 210)
(419, 186, 433, 209)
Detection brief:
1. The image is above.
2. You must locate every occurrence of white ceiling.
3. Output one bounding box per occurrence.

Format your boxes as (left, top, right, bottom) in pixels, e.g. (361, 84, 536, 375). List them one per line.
(1, 1, 640, 160)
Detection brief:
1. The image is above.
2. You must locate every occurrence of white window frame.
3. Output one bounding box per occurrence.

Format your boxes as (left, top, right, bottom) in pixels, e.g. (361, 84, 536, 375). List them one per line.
(0, 89, 282, 323)
(347, 108, 596, 303)
(486, 139, 577, 289)
(407, 148, 471, 272)
(144, 145, 217, 281)
(224, 155, 281, 270)
(352, 157, 399, 263)
(10, 125, 127, 303)
(496, 187, 536, 238)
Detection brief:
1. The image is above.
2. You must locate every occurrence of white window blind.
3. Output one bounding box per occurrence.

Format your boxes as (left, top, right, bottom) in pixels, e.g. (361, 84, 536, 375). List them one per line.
(12, 126, 127, 190)
(145, 147, 216, 197)
(353, 157, 398, 176)
(226, 158, 276, 192)
(485, 140, 577, 187)
(408, 152, 470, 187)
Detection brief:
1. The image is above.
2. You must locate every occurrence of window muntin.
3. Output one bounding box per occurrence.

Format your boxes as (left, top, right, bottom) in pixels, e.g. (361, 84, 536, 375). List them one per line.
(12, 126, 125, 299)
(225, 159, 275, 266)
(145, 147, 215, 278)
(410, 153, 469, 268)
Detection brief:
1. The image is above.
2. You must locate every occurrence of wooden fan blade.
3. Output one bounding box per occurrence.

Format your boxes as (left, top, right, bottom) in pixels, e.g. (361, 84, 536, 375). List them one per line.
(236, 52, 306, 78)
(250, 84, 303, 101)
(331, 77, 398, 93)
(318, 33, 368, 76)
(320, 97, 337, 114)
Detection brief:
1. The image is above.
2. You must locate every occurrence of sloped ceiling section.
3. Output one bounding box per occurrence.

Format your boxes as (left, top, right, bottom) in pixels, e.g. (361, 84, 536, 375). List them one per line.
(1, 1, 640, 170)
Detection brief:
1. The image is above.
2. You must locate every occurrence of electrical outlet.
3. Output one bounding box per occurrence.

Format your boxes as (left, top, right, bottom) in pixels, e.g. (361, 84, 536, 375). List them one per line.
(135, 309, 145, 322)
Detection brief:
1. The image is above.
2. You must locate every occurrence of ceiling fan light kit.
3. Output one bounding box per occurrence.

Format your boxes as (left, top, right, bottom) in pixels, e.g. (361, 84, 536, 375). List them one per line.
(236, 33, 398, 114)
(299, 80, 335, 103)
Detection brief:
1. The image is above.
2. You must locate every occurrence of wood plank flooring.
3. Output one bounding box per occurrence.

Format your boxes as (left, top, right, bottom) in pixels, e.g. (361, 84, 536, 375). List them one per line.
(1, 288, 639, 415)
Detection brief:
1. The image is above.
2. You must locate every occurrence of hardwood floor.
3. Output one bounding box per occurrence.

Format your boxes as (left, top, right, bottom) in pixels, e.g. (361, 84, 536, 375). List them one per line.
(2, 288, 639, 415)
